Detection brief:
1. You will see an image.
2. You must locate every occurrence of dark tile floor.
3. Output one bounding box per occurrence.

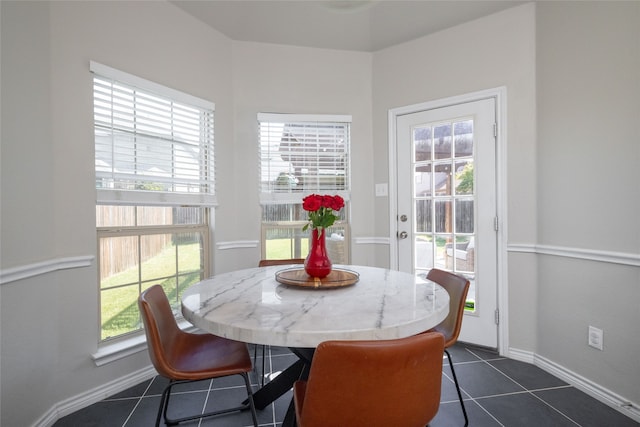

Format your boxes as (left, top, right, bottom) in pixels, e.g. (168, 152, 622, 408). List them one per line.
(54, 343, 638, 427)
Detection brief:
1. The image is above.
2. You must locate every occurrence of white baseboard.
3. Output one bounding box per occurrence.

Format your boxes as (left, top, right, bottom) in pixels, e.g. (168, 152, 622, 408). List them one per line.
(508, 347, 640, 423)
(33, 365, 157, 427)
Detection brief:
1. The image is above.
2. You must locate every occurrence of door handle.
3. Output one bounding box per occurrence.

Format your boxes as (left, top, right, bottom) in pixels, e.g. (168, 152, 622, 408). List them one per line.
(397, 231, 408, 239)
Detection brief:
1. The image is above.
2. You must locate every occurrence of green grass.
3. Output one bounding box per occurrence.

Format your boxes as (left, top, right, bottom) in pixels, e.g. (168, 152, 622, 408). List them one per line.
(102, 238, 301, 340)
(102, 237, 475, 338)
(265, 238, 309, 259)
(100, 242, 202, 340)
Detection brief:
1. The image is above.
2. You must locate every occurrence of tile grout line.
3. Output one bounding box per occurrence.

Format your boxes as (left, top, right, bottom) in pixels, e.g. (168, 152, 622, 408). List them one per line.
(463, 349, 506, 426)
(121, 376, 156, 427)
(529, 389, 583, 427)
(470, 352, 583, 426)
(198, 379, 216, 427)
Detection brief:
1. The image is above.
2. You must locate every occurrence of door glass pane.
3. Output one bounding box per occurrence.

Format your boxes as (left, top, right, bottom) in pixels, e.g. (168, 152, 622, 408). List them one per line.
(434, 163, 452, 196)
(445, 235, 474, 272)
(415, 235, 434, 271)
(455, 160, 474, 195)
(434, 235, 448, 271)
(455, 199, 474, 233)
(434, 200, 452, 233)
(414, 165, 432, 197)
(414, 126, 432, 161)
(415, 199, 431, 233)
(434, 124, 452, 159)
(454, 120, 473, 157)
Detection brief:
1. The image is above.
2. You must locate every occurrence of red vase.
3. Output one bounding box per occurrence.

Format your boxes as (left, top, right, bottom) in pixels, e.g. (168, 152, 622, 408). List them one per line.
(304, 228, 332, 278)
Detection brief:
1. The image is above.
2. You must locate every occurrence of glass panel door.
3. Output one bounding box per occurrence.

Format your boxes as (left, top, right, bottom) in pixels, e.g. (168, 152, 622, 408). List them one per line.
(396, 98, 498, 348)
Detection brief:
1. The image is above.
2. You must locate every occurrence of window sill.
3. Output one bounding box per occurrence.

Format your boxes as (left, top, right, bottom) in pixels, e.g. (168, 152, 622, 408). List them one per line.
(92, 319, 196, 367)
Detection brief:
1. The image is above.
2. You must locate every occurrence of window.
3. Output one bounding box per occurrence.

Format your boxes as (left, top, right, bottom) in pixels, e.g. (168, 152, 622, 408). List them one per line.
(258, 113, 351, 262)
(92, 62, 214, 341)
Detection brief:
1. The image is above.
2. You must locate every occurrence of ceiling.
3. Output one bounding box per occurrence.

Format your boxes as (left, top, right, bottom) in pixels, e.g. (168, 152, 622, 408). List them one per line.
(170, 0, 528, 52)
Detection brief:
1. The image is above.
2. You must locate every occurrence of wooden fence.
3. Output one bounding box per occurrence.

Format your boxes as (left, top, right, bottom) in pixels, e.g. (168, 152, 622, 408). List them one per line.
(98, 206, 174, 280)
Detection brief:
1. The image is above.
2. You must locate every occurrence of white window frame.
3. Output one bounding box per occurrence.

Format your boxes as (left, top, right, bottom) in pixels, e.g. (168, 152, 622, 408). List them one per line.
(258, 113, 351, 262)
(91, 61, 216, 207)
(91, 62, 214, 344)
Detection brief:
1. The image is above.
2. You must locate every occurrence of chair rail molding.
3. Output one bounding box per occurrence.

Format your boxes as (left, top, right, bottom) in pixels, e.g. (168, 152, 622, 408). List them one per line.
(216, 240, 259, 250)
(507, 243, 639, 267)
(0, 255, 95, 286)
(353, 237, 390, 245)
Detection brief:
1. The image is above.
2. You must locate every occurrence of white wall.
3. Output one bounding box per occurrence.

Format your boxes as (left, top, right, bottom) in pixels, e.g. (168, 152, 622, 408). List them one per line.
(535, 1, 640, 405)
(219, 40, 375, 272)
(0, 2, 374, 425)
(1, 2, 235, 425)
(372, 3, 539, 350)
(372, 0, 639, 413)
(1, 1, 638, 426)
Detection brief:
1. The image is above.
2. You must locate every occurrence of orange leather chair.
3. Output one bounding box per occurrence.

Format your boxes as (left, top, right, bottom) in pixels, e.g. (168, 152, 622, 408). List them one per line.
(255, 258, 305, 386)
(426, 268, 471, 426)
(138, 285, 258, 427)
(293, 332, 445, 427)
(258, 258, 305, 267)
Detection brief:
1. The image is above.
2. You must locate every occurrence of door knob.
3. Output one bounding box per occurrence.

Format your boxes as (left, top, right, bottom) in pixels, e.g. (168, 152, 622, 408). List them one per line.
(398, 231, 408, 239)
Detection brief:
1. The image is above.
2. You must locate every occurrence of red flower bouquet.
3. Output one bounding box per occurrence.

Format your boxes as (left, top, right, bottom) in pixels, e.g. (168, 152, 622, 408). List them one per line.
(301, 194, 344, 278)
(302, 194, 345, 232)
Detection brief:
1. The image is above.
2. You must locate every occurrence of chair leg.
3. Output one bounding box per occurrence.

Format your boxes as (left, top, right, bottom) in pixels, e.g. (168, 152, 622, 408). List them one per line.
(445, 349, 469, 427)
(158, 376, 258, 427)
(253, 344, 267, 387)
(261, 345, 267, 387)
(241, 371, 259, 427)
(155, 381, 172, 427)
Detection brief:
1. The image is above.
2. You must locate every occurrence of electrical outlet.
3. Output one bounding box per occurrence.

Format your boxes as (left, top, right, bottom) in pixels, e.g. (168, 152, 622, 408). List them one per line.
(588, 326, 603, 350)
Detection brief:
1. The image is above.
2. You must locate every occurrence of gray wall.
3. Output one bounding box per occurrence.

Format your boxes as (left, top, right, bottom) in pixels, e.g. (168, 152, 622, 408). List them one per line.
(226, 41, 376, 271)
(1, 1, 638, 426)
(372, 2, 539, 352)
(1, 2, 235, 426)
(0, 2, 374, 425)
(535, 1, 640, 403)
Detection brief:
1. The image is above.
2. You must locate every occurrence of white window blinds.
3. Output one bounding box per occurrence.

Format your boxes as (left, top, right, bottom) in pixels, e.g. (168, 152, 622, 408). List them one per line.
(91, 61, 215, 206)
(258, 113, 351, 205)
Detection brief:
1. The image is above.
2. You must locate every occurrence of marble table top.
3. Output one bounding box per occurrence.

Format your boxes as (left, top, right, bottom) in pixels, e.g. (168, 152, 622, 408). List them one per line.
(181, 264, 450, 348)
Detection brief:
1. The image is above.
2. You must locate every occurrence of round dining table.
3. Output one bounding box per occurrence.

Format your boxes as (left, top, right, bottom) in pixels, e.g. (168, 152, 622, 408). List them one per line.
(181, 264, 450, 425)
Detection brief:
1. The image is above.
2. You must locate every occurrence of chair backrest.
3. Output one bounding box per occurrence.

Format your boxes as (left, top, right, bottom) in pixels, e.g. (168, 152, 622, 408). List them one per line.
(258, 258, 305, 267)
(296, 332, 444, 427)
(427, 268, 470, 347)
(138, 285, 183, 378)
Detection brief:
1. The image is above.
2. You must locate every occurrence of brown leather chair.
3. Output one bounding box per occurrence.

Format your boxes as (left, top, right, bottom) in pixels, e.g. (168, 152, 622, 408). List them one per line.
(138, 285, 258, 427)
(258, 258, 305, 267)
(293, 332, 445, 427)
(426, 268, 471, 426)
(255, 258, 305, 386)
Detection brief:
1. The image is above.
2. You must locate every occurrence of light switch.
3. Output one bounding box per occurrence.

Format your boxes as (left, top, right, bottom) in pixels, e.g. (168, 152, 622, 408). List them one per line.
(375, 183, 388, 197)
